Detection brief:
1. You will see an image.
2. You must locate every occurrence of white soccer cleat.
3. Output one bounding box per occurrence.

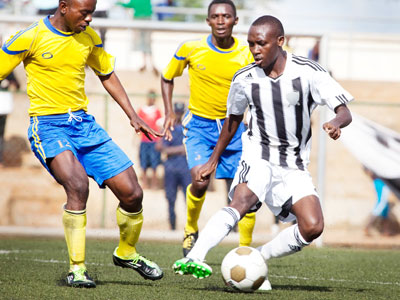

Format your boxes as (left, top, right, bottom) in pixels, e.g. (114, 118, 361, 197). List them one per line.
(258, 279, 272, 291)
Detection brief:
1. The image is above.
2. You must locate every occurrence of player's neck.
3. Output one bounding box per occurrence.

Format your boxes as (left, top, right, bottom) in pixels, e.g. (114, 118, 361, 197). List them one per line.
(49, 14, 72, 33)
(264, 50, 287, 79)
(211, 35, 235, 49)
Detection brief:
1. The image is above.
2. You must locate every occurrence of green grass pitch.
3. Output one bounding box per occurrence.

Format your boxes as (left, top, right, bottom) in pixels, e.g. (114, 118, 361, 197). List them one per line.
(0, 236, 399, 299)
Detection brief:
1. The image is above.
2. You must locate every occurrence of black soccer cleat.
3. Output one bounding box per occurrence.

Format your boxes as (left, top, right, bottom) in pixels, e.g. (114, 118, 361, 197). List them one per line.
(66, 266, 96, 288)
(113, 248, 163, 281)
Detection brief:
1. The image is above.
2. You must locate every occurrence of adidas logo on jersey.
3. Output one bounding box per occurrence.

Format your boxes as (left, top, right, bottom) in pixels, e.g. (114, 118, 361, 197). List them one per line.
(244, 73, 253, 80)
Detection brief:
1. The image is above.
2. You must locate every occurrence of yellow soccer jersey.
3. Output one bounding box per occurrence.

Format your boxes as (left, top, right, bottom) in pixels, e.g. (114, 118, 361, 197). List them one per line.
(162, 35, 253, 119)
(0, 16, 115, 116)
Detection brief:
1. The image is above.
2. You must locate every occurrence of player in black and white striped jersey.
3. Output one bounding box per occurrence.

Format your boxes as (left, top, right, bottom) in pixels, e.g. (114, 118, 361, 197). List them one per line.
(172, 15, 353, 284)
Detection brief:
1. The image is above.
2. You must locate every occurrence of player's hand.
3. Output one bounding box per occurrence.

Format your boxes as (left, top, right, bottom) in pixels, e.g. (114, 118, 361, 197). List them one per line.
(322, 122, 341, 140)
(131, 116, 163, 141)
(162, 112, 176, 141)
(196, 161, 217, 182)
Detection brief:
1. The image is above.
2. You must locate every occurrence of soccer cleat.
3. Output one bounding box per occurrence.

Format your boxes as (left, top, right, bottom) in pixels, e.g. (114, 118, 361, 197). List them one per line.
(182, 230, 198, 257)
(172, 257, 212, 279)
(66, 266, 96, 288)
(112, 248, 163, 281)
(258, 279, 272, 291)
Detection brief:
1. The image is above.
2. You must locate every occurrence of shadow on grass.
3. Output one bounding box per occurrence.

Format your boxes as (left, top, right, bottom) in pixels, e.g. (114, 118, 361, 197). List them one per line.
(56, 275, 154, 288)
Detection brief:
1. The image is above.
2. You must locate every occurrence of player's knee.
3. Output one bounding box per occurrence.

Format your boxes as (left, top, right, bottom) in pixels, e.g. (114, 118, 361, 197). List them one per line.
(63, 174, 89, 200)
(303, 218, 324, 241)
(191, 180, 209, 196)
(120, 187, 143, 208)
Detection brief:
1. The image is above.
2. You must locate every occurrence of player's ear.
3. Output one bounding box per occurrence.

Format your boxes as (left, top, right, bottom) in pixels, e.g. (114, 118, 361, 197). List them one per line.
(234, 16, 238, 26)
(277, 36, 285, 47)
(206, 17, 211, 27)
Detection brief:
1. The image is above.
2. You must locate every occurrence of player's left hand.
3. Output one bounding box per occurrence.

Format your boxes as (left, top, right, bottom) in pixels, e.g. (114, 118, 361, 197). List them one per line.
(322, 122, 341, 140)
(131, 116, 164, 141)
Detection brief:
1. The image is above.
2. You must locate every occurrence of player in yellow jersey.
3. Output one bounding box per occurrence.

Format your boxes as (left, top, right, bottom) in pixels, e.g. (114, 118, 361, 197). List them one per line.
(0, 0, 163, 288)
(161, 0, 260, 266)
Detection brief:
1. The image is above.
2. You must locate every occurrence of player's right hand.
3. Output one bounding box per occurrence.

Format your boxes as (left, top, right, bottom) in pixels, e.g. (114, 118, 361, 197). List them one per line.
(162, 112, 176, 141)
(196, 162, 217, 182)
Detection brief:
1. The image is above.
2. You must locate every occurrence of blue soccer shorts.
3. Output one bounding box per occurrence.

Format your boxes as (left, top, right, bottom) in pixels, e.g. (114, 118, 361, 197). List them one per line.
(28, 110, 133, 188)
(182, 111, 245, 179)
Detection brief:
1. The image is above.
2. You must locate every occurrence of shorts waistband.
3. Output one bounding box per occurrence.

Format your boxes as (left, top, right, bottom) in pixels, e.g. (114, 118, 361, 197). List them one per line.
(191, 112, 224, 122)
(30, 110, 87, 123)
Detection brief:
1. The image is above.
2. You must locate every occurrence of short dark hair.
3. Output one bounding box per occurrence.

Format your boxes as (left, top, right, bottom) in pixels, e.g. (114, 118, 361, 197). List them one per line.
(251, 15, 284, 37)
(207, 0, 236, 17)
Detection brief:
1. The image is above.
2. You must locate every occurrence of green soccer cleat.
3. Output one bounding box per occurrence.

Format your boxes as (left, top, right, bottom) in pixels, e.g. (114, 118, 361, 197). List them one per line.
(66, 266, 96, 288)
(113, 248, 163, 281)
(172, 257, 212, 279)
(182, 230, 198, 257)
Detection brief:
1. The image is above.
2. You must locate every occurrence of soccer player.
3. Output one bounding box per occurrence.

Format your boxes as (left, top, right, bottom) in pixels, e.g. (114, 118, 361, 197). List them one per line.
(0, 0, 164, 288)
(161, 0, 256, 258)
(172, 15, 353, 286)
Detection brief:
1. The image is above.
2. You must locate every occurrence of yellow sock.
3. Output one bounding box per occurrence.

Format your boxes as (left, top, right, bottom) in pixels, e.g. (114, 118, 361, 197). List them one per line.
(238, 212, 256, 247)
(185, 184, 206, 233)
(62, 206, 87, 269)
(116, 205, 143, 258)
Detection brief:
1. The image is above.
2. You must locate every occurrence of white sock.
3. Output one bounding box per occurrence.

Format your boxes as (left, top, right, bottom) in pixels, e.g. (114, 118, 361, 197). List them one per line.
(257, 224, 310, 260)
(187, 207, 240, 261)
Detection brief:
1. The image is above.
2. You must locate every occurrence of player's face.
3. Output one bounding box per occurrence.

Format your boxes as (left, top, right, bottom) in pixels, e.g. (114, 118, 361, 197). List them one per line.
(61, 0, 97, 33)
(247, 24, 284, 69)
(206, 4, 238, 40)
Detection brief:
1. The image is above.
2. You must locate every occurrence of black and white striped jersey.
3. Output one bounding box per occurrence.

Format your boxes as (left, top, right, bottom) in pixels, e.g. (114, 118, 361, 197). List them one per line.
(227, 52, 354, 170)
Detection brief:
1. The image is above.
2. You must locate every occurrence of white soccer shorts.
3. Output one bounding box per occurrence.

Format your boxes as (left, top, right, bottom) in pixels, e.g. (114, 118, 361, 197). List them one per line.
(229, 153, 318, 223)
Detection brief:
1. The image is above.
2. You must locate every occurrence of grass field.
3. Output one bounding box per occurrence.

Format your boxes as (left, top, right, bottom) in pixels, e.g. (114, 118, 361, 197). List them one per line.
(0, 236, 399, 300)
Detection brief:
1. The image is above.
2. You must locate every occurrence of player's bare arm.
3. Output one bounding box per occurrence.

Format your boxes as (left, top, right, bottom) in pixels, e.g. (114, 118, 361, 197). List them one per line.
(323, 104, 352, 140)
(161, 77, 176, 141)
(196, 114, 243, 181)
(100, 72, 163, 140)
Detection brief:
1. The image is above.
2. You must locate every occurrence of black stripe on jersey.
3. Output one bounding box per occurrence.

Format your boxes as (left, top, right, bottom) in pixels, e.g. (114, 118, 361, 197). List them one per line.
(238, 160, 250, 184)
(336, 94, 348, 104)
(232, 63, 257, 81)
(271, 81, 289, 167)
(251, 83, 270, 161)
(305, 93, 314, 145)
(292, 77, 305, 170)
(292, 55, 326, 72)
(293, 54, 326, 72)
(248, 104, 253, 137)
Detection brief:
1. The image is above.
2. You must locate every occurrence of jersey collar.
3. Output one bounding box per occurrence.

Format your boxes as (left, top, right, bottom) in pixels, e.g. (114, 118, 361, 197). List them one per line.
(206, 34, 238, 54)
(43, 15, 74, 37)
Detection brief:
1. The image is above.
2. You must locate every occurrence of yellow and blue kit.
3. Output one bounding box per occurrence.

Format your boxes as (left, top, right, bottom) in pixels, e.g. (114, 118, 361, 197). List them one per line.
(162, 35, 253, 178)
(0, 16, 132, 186)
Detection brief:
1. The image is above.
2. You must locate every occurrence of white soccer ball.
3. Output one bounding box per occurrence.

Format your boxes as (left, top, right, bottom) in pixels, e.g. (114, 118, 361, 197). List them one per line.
(221, 246, 268, 292)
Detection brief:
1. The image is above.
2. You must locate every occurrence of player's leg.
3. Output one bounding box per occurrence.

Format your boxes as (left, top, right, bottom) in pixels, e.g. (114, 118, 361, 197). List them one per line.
(165, 168, 178, 230)
(106, 167, 163, 280)
(48, 151, 95, 288)
(173, 183, 259, 278)
(258, 195, 323, 260)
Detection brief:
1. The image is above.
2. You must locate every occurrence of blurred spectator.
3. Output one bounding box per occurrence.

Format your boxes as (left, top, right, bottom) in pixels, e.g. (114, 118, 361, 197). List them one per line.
(0, 73, 20, 167)
(364, 167, 396, 236)
(137, 90, 162, 189)
(0, 0, 11, 9)
(117, 0, 159, 75)
(93, 0, 116, 46)
(156, 102, 191, 230)
(308, 39, 320, 62)
(32, 0, 58, 15)
(156, 0, 174, 21)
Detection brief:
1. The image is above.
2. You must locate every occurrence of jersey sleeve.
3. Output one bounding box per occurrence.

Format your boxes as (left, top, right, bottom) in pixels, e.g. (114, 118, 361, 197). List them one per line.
(0, 22, 38, 80)
(227, 78, 248, 116)
(161, 41, 192, 81)
(85, 27, 115, 76)
(310, 71, 354, 111)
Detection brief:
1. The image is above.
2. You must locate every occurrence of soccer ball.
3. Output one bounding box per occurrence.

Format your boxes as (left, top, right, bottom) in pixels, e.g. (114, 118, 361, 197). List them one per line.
(221, 246, 268, 292)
